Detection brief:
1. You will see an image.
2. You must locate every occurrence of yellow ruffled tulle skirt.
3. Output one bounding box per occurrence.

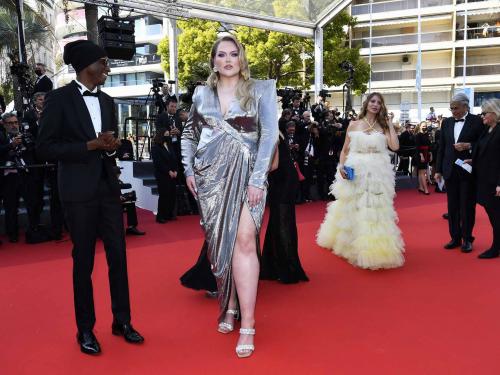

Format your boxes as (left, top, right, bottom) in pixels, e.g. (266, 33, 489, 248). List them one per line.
(316, 154, 405, 270)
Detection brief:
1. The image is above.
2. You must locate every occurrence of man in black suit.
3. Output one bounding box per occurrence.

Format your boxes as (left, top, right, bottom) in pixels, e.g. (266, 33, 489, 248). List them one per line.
(155, 99, 182, 152)
(32, 63, 53, 94)
(36, 40, 143, 355)
(435, 93, 484, 253)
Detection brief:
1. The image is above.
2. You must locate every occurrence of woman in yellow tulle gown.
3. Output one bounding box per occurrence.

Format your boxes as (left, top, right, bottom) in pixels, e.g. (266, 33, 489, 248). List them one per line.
(316, 93, 404, 269)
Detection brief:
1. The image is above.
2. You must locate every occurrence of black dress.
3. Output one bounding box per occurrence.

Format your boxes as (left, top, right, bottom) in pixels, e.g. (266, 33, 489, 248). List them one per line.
(180, 240, 217, 293)
(415, 132, 431, 170)
(260, 136, 309, 283)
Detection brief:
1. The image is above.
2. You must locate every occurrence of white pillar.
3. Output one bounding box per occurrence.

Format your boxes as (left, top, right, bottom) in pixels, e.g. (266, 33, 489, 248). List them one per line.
(168, 18, 179, 98)
(416, 0, 422, 122)
(314, 27, 323, 97)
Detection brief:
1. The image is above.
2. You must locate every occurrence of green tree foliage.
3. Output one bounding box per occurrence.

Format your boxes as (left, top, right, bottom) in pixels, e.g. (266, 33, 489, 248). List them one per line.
(157, 11, 369, 93)
(322, 12, 370, 93)
(0, 0, 50, 103)
(157, 19, 219, 87)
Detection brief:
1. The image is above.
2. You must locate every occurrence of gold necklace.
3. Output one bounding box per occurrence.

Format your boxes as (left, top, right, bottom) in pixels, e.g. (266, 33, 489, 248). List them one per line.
(362, 117, 377, 131)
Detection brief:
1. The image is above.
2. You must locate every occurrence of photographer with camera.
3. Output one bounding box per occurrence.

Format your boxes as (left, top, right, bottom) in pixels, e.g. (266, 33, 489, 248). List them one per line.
(298, 111, 320, 202)
(0, 112, 39, 242)
(311, 90, 330, 123)
(317, 110, 344, 200)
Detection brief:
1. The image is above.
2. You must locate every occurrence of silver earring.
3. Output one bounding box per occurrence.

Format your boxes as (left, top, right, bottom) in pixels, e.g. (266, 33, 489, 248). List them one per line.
(213, 66, 218, 72)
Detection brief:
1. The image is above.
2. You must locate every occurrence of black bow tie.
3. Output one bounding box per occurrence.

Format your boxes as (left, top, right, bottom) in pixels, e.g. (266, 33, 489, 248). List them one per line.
(82, 90, 100, 97)
(454, 119, 465, 123)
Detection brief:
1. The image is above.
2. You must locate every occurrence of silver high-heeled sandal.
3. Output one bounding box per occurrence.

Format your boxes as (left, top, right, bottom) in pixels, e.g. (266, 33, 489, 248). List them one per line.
(217, 309, 239, 334)
(235, 328, 255, 358)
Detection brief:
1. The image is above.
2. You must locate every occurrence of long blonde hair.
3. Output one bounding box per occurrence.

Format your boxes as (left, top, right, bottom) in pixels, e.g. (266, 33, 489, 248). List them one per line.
(359, 92, 389, 132)
(206, 35, 254, 112)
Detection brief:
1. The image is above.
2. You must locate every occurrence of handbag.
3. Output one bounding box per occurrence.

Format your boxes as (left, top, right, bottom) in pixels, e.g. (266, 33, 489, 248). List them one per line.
(294, 161, 305, 182)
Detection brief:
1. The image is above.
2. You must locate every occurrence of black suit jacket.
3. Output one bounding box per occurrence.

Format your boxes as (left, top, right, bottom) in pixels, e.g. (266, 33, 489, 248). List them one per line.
(155, 111, 182, 133)
(151, 143, 178, 177)
(436, 114, 484, 180)
(36, 81, 120, 202)
(32, 75, 53, 94)
(472, 124, 500, 206)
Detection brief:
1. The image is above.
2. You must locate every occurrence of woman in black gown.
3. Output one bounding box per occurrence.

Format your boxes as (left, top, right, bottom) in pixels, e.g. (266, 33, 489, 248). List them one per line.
(415, 121, 432, 195)
(260, 132, 309, 283)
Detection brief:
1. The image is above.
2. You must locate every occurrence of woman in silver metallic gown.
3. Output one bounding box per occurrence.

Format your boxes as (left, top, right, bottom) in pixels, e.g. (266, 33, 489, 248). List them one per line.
(181, 35, 278, 358)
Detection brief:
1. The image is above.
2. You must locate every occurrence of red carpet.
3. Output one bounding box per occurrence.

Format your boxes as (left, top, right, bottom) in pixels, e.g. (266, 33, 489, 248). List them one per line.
(0, 190, 498, 374)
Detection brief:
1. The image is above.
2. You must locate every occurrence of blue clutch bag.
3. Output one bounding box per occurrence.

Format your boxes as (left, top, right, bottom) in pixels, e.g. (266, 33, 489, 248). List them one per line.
(343, 166, 355, 180)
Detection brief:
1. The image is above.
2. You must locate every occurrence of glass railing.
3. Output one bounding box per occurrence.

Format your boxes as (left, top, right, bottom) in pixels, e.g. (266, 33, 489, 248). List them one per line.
(456, 26, 500, 40)
(68, 54, 160, 73)
(108, 54, 160, 68)
(371, 68, 450, 81)
(352, 0, 452, 15)
(455, 64, 500, 76)
(352, 31, 452, 47)
(103, 77, 161, 88)
(456, 0, 489, 3)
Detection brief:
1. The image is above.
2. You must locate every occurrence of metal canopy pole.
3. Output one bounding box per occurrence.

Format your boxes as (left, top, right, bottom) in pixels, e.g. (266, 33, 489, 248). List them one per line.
(416, 0, 422, 122)
(314, 27, 323, 97)
(168, 18, 179, 98)
(368, 0, 373, 93)
(463, 0, 468, 87)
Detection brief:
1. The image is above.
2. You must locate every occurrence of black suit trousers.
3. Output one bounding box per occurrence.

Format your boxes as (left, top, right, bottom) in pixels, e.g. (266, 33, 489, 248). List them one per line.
(64, 179, 131, 331)
(2, 172, 37, 237)
(446, 166, 476, 242)
(156, 174, 176, 220)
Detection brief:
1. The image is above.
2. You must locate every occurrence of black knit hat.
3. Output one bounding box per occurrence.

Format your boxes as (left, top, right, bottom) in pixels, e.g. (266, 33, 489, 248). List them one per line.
(63, 40, 107, 73)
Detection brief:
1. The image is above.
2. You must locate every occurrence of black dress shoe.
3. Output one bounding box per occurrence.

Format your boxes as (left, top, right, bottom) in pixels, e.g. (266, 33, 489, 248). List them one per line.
(126, 227, 146, 235)
(9, 236, 18, 243)
(77, 331, 101, 355)
(461, 241, 473, 253)
(444, 240, 461, 249)
(156, 218, 167, 224)
(442, 213, 449, 220)
(478, 248, 500, 259)
(112, 322, 144, 344)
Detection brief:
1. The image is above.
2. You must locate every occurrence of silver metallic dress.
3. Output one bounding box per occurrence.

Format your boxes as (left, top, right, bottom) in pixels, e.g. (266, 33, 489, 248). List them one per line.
(181, 79, 278, 321)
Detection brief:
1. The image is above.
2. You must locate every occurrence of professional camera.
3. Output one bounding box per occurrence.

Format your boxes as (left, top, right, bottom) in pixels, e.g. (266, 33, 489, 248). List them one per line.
(319, 89, 331, 98)
(339, 61, 355, 72)
(19, 122, 35, 149)
(152, 78, 165, 89)
(277, 87, 302, 109)
(121, 191, 137, 204)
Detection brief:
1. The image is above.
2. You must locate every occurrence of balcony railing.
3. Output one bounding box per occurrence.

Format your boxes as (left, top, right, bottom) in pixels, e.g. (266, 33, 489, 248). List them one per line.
(456, 26, 500, 40)
(68, 54, 160, 73)
(352, 0, 452, 16)
(371, 68, 450, 81)
(456, 0, 489, 3)
(353, 31, 452, 48)
(108, 54, 160, 68)
(455, 64, 500, 76)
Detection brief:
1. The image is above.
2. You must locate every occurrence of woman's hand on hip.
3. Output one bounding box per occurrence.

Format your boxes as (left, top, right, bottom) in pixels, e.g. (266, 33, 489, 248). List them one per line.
(186, 175, 197, 199)
(247, 185, 264, 208)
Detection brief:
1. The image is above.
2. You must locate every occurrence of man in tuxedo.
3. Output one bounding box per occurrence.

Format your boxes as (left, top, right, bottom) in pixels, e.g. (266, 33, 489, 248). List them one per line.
(435, 93, 484, 252)
(36, 40, 144, 355)
(32, 63, 53, 94)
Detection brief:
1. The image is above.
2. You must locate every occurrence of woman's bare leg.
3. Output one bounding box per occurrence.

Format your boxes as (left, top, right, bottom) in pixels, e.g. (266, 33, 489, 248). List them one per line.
(232, 204, 259, 349)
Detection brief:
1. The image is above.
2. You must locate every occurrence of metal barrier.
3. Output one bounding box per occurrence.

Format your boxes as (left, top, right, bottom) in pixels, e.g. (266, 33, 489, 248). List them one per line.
(123, 117, 156, 161)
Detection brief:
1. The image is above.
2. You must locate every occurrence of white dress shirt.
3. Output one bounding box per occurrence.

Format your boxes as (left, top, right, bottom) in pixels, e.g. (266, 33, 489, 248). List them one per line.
(453, 112, 467, 143)
(74, 79, 101, 137)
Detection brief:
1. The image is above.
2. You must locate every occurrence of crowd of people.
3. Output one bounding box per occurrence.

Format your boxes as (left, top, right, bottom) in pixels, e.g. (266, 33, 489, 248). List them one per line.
(0, 34, 498, 361)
